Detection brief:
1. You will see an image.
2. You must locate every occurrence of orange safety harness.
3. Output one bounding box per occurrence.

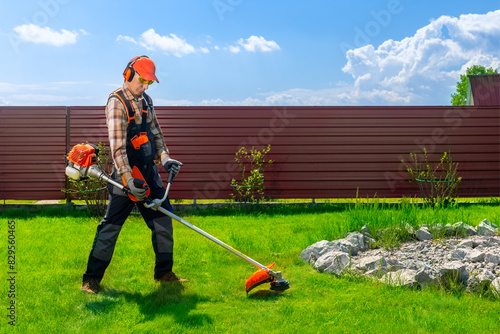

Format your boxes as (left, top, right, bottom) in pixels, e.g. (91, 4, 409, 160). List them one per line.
(110, 88, 153, 149)
(108, 88, 155, 201)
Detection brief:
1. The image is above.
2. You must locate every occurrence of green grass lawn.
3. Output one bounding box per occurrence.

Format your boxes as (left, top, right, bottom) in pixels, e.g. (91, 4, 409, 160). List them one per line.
(1, 203, 499, 333)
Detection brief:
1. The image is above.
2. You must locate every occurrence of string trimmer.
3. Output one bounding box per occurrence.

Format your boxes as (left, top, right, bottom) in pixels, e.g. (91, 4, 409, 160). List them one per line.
(65, 143, 290, 294)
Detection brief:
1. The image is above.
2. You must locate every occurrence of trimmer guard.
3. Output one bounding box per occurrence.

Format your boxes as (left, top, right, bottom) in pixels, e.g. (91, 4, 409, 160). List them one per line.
(245, 263, 276, 293)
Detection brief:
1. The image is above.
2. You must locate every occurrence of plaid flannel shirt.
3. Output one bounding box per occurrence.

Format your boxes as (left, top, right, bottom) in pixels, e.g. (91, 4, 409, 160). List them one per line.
(106, 84, 169, 180)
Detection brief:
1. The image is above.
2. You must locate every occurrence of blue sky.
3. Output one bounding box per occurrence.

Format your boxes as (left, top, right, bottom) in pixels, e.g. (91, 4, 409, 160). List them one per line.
(0, 0, 499, 106)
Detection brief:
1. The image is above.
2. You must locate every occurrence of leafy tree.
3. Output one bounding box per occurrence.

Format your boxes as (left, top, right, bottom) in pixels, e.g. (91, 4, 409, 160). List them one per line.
(451, 65, 498, 106)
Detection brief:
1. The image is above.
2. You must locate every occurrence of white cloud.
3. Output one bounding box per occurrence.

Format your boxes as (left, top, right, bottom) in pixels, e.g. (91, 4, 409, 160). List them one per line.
(154, 98, 195, 106)
(341, 9, 500, 105)
(10, 94, 75, 103)
(13, 24, 83, 46)
(244, 11, 500, 106)
(199, 97, 263, 106)
(116, 35, 137, 44)
(229, 45, 241, 54)
(0, 93, 93, 106)
(117, 31, 279, 56)
(194, 87, 359, 106)
(237, 36, 280, 52)
(0, 97, 11, 106)
(118, 29, 196, 57)
(197, 9, 500, 107)
(0, 82, 97, 106)
(140, 29, 196, 57)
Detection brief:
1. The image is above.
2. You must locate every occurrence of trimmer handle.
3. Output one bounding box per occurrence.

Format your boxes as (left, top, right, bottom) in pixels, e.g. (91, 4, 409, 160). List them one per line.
(133, 178, 149, 190)
(167, 172, 175, 184)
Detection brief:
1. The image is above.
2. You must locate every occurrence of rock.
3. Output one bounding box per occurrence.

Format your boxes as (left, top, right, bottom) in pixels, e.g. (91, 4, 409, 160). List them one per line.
(467, 270, 497, 290)
(300, 240, 349, 263)
(386, 258, 404, 271)
(361, 224, 371, 237)
(381, 269, 417, 287)
(444, 223, 454, 236)
(364, 268, 387, 277)
(401, 222, 415, 235)
(334, 239, 359, 256)
(440, 261, 469, 283)
(465, 249, 485, 263)
(485, 252, 500, 265)
(481, 219, 498, 229)
(324, 253, 351, 276)
(451, 249, 468, 261)
(440, 261, 466, 273)
(453, 222, 477, 236)
(345, 231, 374, 252)
(491, 278, 500, 298)
(300, 240, 327, 262)
(478, 270, 496, 283)
(457, 239, 474, 248)
(416, 227, 434, 241)
(356, 255, 387, 271)
(301, 219, 500, 295)
(415, 266, 440, 285)
(314, 251, 350, 273)
(477, 219, 499, 236)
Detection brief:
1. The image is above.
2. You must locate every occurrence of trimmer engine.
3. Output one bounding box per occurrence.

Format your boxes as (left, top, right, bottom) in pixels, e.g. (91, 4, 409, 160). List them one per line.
(65, 143, 103, 181)
(65, 143, 148, 201)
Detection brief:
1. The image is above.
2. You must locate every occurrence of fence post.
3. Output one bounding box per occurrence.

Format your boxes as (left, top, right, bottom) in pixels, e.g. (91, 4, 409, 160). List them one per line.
(65, 106, 71, 203)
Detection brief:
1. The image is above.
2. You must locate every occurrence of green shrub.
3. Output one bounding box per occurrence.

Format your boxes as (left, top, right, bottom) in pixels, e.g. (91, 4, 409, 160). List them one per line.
(402, 148, 461, 207)
(230, 145, 273, 203)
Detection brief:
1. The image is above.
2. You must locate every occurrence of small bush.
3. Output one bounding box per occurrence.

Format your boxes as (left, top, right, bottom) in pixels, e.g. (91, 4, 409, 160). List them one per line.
(230, 145, 273, 203)
(402, 148, 461, 207)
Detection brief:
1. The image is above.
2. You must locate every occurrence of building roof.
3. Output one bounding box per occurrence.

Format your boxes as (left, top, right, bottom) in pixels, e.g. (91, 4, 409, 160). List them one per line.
(466, 74, 500, 106)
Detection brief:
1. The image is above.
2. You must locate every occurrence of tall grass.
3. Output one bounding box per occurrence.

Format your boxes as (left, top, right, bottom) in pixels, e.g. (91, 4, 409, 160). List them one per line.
(1, 202, 499, 333)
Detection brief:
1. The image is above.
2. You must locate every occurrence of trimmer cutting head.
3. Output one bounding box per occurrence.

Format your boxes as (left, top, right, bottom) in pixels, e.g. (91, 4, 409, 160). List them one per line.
(245, 263, 290, 294)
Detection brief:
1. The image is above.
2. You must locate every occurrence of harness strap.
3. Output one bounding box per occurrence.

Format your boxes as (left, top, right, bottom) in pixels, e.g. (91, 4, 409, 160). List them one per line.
(109, 88, 134, 125)
(140, 94, 152, 133)
(108, 88, 153, 151)
(109, 88, 150, 127)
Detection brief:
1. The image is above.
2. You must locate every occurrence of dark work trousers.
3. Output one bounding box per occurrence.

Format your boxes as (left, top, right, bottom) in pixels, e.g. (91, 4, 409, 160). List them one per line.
(82, 182, 174, 283)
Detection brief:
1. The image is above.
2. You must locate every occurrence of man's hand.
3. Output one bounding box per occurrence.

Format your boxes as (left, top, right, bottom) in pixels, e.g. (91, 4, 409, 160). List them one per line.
(127, 178, 147, 201)
(149, 198, 163, 211)
(162, 157, 183, 180)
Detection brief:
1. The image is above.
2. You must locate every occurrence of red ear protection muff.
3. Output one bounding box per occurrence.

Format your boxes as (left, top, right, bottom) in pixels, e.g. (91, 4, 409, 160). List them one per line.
(123, 55, 149, 82)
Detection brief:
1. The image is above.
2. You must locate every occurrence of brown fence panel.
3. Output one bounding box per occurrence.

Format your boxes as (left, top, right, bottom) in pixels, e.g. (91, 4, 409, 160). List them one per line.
(69, 106, 108, 147)
(0, 107, 68, 200)
(155, 106, 500, 199)
(1, 105, 499, 201)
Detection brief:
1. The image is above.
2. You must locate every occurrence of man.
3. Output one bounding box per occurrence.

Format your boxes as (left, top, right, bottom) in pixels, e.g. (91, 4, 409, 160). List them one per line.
(81, 55, 185, 294)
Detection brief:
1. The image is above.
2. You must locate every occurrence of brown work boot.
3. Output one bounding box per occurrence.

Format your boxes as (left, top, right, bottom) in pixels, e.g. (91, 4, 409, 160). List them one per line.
(81, 279, 100, 294)
(156, 272, 188, 283)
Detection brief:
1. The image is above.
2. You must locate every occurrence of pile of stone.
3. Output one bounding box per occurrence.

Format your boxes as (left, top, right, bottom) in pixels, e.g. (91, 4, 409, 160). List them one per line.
(300, 219, 500, 296)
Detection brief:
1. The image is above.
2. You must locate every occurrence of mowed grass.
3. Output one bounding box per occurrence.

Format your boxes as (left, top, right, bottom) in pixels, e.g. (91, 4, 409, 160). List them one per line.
(1, 203, 499, 333)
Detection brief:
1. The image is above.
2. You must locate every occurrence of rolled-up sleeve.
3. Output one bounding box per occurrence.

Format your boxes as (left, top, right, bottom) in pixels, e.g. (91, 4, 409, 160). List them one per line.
(106, 97, 132, 178)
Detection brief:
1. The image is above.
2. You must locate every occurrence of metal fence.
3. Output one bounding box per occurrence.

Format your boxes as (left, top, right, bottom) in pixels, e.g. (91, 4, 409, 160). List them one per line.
(1, 105, 499, 200)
